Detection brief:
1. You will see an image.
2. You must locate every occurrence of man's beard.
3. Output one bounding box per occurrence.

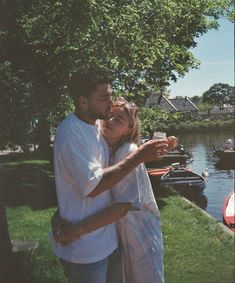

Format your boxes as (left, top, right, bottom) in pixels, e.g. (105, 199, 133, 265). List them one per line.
(87, 105, 110, 121)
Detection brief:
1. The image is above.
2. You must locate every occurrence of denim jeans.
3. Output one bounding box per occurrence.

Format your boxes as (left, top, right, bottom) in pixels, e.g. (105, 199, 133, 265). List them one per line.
(60, 255, 110, 283)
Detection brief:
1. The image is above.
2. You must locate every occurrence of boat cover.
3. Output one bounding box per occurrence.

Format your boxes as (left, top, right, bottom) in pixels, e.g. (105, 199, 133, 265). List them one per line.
(226, 193, 235, 217)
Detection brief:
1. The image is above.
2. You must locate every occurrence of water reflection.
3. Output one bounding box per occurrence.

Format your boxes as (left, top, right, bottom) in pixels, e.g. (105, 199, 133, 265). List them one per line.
(178, 131, 234, 222)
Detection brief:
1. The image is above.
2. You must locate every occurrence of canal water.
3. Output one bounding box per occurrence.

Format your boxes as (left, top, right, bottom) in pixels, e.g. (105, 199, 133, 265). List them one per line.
(176, 131, 234, 222)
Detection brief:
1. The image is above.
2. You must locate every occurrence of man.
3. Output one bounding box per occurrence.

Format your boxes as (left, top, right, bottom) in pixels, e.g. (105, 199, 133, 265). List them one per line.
(51, 64, 169, 283)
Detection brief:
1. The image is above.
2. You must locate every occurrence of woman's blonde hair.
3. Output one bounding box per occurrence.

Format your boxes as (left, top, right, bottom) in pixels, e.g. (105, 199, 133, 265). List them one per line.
(111, 99, 141, 153)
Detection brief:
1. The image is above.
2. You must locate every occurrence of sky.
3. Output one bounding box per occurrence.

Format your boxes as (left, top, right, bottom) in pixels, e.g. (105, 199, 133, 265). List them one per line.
(168, 19, 234, 98)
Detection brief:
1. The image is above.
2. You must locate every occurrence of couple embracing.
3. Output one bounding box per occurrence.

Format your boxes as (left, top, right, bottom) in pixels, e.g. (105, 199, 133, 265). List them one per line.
(50, 64, 178, 283)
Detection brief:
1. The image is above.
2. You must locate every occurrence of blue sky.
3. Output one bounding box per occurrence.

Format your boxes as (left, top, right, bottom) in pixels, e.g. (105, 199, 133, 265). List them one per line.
(168, 19, 234, 98)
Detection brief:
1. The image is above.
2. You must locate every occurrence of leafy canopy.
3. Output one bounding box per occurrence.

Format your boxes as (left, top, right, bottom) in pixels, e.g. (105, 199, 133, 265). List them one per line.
(202, 83, 234, 105)
(0, 0, 233, 148)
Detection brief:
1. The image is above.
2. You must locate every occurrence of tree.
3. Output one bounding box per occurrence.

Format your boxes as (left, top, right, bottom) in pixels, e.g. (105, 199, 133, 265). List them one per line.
(0, 0, 93, 152)
(0, 1, 233, 275)
(202, 83, 234, 106)
(0, 169, 13, 282)
(0, 62, 35, 150)
(0, 0, 233, 151)
(191, 95, 202, 105)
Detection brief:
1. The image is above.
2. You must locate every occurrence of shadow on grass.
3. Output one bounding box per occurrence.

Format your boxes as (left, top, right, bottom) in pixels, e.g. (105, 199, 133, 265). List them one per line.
(1, 252, 54, 283)
(151, 180, 177, 211)
(1, 152, 57, 210)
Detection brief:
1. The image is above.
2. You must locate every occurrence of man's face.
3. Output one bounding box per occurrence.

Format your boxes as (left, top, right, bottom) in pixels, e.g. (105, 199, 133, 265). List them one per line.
(87, 83, 113, 120)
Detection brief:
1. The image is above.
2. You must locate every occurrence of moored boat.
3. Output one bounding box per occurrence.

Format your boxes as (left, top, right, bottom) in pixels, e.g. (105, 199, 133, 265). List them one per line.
(147, 166, 172, 186)
(214, 149, 235, 162)
(145, 144, 192, 168)
(146, 150, 189, 168)
(222, 192, 235, 232)
(214, 138, 235, 163)
(147, 167, 171, 178)
(147, 162, 185, 179)
(161, 167, 205, 189)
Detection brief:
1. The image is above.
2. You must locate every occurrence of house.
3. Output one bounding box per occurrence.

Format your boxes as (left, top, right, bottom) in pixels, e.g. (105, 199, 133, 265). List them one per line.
(145, 94, 176, 111)
(199, 104, 234, 118)
(210, 104, 234, 116)
(145, 94, 199, 117)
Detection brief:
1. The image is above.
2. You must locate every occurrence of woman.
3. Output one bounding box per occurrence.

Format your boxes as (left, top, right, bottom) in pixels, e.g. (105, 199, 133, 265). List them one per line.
(51, 98, 178, 283)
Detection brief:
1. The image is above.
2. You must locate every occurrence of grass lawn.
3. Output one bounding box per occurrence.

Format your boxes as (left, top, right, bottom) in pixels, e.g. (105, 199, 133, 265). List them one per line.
(1, 153, 234, 283)
(157, 187, 234, 283)
(7, 206, 63, 283)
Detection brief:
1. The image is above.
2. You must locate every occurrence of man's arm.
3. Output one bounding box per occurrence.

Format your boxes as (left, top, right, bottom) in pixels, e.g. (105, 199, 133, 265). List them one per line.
(52, 203, 131, 245)
(88, 139, 169, 197)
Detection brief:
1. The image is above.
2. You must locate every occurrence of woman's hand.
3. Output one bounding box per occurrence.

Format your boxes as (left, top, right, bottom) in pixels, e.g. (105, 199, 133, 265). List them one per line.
(138, 139, 169, 162)
(167, 136, 178, 151)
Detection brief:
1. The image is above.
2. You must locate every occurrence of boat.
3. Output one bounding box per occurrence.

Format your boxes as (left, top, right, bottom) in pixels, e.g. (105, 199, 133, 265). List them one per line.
(163, 150, 189, 164)
(147, 167, 171, 178)
(146, 146, 191, 168)
(147, 162, 186, 178)
(215, 159, 235, 170)
(222, 192, 235, 232)
(214, 149, 235, 162)
(147, 166, 172, 186)
(173, 144, 192, 160)
(160, 167, 205, 189)
(213, 138, 235, 163)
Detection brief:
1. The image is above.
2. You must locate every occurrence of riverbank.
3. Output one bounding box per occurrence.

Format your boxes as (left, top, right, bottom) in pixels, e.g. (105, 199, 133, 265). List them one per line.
(158, 186, 234, 283)
(139, 108, 234, 137)
(167, 118, 234, 135)
(1, 155, 234, 282)
(5, 185, 234, 283)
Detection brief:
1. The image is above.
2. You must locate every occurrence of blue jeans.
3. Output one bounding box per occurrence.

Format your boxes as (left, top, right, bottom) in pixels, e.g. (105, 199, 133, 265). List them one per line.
(60, 255, 110, 283)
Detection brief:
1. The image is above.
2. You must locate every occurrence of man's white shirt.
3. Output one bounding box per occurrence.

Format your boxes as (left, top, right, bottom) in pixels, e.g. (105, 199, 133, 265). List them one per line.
(50, 114, 118, 264)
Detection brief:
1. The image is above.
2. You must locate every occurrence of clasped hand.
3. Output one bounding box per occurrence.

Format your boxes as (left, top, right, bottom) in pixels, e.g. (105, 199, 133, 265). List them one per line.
(51, 210, 76, 246)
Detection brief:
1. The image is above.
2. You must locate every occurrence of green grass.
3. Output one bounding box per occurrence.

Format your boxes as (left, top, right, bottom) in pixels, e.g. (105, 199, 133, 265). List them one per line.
(1, 157, 56, 210)
(159, 193, 234, 283)
(1, 154, 235, 283)
(7, 206, 64, 283)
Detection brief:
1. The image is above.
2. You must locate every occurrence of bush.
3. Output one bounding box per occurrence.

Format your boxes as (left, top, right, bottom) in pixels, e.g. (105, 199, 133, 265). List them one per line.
(138, 108, 234, 135)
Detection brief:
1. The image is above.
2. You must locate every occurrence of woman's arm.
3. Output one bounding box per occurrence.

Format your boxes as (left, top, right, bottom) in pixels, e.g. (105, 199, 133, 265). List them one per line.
(51, 202, 131, 245)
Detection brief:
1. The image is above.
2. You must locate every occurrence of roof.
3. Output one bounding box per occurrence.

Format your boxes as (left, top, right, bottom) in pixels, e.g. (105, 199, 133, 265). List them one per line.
(169, 97, 198, 111)
(145, 95, 177, 111)
(145, 95, 198, 112)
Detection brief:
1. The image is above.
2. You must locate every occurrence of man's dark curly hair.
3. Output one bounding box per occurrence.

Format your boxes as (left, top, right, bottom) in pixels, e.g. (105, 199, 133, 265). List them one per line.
(69, 64, 113, 100)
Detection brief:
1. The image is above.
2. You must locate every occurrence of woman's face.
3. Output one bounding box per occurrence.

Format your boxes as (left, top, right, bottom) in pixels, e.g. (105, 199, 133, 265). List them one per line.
(101, 106, 131, 143)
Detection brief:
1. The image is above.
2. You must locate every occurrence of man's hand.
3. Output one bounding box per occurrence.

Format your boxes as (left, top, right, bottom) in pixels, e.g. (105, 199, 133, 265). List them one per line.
(137, 139, 169, 163)
(51, 210, 77, 246)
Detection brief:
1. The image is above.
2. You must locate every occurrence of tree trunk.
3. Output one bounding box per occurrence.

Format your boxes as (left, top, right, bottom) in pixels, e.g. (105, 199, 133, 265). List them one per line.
(37, 116, 52, 157)
(0, 172, 13, 282)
